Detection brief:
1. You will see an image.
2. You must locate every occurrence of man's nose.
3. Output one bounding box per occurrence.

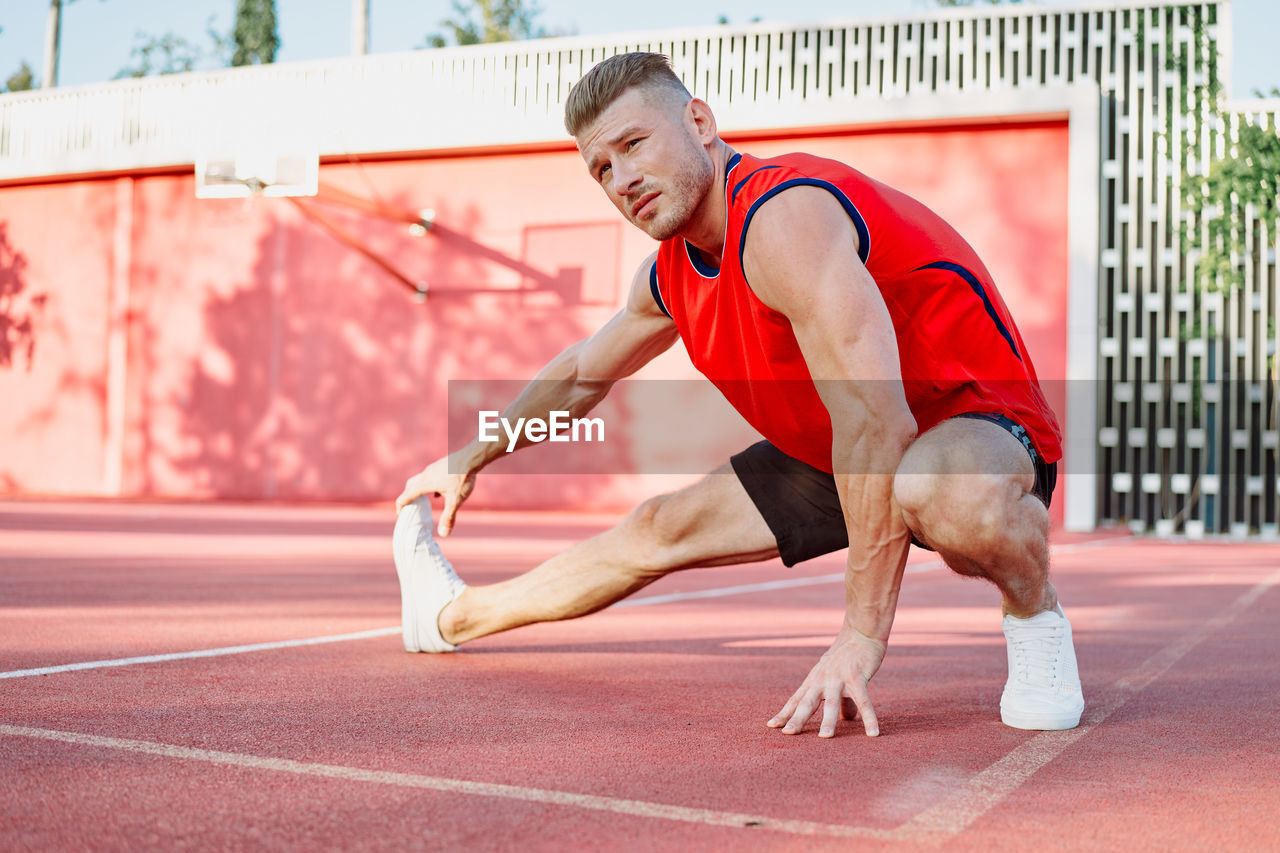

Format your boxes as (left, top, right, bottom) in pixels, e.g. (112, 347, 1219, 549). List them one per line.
(610, 162, 642, 197)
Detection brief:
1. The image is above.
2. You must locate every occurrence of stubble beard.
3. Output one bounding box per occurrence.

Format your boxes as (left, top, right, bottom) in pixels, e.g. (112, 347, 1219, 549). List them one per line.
(637, 147, 715, 242)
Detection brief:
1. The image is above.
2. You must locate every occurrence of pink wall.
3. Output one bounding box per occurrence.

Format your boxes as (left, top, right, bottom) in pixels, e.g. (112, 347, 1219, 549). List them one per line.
(0, 181, 117, 493)
(0, 120, 1069, 522)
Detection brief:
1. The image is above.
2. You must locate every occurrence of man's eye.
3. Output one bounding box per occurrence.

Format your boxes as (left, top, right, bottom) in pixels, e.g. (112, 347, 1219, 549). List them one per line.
(598, 164, 611, 181)
(627, 138, 642, 149)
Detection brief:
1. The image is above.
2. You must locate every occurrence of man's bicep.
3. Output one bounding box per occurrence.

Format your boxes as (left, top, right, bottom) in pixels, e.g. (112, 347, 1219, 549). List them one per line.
(741, 187, 899, 383)
(743, 187, 917, 467)
(577, 253, 679, 381)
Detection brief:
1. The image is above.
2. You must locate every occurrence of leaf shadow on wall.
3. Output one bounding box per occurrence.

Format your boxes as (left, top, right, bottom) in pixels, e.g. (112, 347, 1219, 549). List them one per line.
(0, 222, 45, 371)
(168, 198, 634, 505)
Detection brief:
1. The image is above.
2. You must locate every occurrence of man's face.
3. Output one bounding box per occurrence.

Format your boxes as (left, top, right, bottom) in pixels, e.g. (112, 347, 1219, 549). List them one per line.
(576, 87, 714, 242)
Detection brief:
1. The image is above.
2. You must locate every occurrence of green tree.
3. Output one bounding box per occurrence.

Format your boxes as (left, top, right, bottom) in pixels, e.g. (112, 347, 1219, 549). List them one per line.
(1173, 16, 1280, 296)
(113, 17, 231, 79)
(4, 61, 36, 92)
(424, 0, 544, 47)
(114, 32, 201, 78)
(232, 0, 279, 66)
(1185, 118, 1280, 294)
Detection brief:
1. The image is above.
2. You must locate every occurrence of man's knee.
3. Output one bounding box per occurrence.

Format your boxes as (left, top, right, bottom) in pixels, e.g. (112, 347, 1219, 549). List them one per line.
(892, 469, 932, 526)
(893, 467, 1024, 547)
(622, 492, 701, 572)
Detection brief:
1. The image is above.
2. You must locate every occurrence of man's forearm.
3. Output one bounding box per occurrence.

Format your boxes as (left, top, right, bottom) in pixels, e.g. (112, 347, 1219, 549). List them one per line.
(833, 425, 914, 642)
(456, 343, 612, 472)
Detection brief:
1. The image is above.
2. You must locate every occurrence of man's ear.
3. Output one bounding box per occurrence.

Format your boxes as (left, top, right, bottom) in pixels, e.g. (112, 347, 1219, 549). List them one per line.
(686, 98, 718, 145)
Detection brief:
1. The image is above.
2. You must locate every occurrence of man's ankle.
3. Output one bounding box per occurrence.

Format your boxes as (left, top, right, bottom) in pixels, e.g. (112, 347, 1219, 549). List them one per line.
(1002, 584, 1059, 619)
(438, 595, 466, 645)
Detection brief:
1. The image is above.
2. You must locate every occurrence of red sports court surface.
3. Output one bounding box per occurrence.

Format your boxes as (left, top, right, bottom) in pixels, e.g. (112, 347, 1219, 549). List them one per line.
(2, 499, 1278, 851)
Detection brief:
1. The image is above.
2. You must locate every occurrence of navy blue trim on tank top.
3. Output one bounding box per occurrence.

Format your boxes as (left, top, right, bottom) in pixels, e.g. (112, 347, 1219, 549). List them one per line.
(914, 261, 1022, 362)
(737, 178, 872, 276)
(649, 261, 672, 319)
(732, 166, 781, 202)
(684, 241, 721, 278)
(679, 153, 744, 281)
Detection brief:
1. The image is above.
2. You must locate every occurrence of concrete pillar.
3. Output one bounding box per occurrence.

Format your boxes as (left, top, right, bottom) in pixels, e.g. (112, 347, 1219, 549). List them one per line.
(42, 0, 62, 88)
(351, 0, 370, 56)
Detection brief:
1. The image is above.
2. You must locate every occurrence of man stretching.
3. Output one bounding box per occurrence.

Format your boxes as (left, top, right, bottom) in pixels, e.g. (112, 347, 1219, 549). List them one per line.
(393, 52, 1083, 738)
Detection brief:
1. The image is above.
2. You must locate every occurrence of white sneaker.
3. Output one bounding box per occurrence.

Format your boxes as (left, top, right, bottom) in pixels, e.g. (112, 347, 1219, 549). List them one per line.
(1000, 604, 1085, 730)
(392, 497, 467, 653)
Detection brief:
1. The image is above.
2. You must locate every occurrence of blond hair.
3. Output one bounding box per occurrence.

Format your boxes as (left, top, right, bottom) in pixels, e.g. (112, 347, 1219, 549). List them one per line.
(564, 52, 691, 137)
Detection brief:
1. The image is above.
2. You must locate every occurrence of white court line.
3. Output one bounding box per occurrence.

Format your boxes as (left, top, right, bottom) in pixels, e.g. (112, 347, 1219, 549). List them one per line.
(894, 565, 1280, 842)
(0, 724, 892, 841)
(0, 537, 1131, 680)
(0, 563, 942, 680)
(0, 628, 401, 680)
(3, 564, 1275, 844)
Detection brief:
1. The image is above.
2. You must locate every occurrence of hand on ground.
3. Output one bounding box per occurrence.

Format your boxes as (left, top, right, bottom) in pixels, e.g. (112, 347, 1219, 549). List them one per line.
(766, 629, 886, 738)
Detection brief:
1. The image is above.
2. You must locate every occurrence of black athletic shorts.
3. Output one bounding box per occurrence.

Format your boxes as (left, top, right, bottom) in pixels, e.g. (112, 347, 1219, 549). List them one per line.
(729, 413, 1058, 567)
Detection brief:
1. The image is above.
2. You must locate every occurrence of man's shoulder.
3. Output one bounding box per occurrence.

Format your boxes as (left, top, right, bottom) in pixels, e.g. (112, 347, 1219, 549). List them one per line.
(727, 151, 865, 212)
(737, 150, 861, 176)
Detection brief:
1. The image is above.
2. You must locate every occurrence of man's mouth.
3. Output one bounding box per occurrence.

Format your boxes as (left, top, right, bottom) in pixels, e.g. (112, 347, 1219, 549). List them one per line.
(631, 192, 660, 220)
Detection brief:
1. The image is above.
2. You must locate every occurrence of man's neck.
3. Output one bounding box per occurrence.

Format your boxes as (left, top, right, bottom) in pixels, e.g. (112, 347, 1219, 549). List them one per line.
(680, 140, 737, 268)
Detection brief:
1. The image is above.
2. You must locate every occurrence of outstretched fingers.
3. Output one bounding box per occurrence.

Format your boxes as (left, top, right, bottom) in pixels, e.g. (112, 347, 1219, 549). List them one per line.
(817, 684, 876, 737)
(781, 688, 824, 735)
(766, 683, 855, 737)
(847, 680, 879, 737)
(766, 685, 809, 732)
(818, 689, 844, 738)
(766, 631, 886, 739)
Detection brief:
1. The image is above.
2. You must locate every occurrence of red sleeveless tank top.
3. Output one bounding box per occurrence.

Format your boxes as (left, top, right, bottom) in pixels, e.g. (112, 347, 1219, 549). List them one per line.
(651, 151, 1062, 473)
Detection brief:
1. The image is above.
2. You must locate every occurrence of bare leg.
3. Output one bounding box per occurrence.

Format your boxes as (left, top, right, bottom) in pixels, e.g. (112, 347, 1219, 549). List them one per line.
(894, 417, 1082, 730)
(440, 463, 779, 644)
(892, 417, 1055, 617)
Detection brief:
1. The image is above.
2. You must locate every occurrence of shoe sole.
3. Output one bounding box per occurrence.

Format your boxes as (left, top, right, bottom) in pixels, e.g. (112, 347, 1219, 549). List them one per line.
(1000, 705, 1084, 730)
(393, 503, 423, 653)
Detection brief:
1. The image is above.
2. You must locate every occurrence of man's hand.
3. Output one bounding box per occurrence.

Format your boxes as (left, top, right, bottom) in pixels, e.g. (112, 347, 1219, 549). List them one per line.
(766, 629, 886, 738)
(394, 452, 477, 536)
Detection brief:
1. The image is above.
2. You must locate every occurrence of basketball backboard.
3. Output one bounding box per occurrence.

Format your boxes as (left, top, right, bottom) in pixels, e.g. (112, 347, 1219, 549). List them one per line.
(195, 149, 318, 199)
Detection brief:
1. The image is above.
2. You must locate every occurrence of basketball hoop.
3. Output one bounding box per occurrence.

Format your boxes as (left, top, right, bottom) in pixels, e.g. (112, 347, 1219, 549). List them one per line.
(195, 149, 318, 199)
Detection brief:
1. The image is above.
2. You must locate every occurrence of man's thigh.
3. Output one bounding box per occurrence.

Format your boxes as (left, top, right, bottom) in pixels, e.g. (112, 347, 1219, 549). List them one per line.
(644, 461, 781, 569)
(725, 422, 1054, 566)
(896, 412, 1044, 491)
(899, 416, 1037, 484)
(894, 416, 1047, 550)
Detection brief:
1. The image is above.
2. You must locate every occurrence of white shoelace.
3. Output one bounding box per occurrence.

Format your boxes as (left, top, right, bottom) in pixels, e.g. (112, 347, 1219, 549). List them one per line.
(1008, 620, 1066, 687)
(422, 538, 466, 596)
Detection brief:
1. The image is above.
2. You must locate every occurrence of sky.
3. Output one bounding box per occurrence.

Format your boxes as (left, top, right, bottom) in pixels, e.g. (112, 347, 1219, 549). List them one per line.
(0, 0, 1276, 97)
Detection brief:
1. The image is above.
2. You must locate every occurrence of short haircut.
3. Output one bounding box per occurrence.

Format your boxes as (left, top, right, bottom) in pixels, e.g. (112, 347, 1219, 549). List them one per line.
(564, 52, 692, 137)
